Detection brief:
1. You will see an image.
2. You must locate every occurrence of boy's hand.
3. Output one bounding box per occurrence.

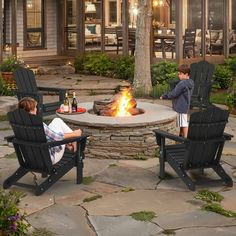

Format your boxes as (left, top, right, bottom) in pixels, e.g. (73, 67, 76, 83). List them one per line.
(73, 129, 82, 137)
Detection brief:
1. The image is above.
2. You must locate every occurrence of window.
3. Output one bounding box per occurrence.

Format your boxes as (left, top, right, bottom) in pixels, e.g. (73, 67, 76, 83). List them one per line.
(109, 1, 117, 23)
(25, 0, 44, 49)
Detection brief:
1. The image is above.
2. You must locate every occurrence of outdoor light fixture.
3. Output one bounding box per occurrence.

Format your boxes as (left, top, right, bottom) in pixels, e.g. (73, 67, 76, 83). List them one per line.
(153, 0, 164, 7)
(27, 0, 33, 9)
(86, 2, 96, 13)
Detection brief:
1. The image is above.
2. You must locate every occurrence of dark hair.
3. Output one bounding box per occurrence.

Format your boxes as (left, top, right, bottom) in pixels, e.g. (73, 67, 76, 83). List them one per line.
(178, 64, 190, 75)
(18, 97, 37, 113)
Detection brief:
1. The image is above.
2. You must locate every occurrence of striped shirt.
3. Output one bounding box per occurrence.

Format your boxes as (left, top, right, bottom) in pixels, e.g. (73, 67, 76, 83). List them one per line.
(43, 123, 64, 163)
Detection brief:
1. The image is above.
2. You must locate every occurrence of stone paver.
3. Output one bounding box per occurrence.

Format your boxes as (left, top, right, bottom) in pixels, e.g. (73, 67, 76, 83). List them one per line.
(0, 74, 236, 236)
(89, 216, 163, 236)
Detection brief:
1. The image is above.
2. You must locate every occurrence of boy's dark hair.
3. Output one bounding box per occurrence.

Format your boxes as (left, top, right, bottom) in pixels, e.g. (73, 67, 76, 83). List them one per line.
(18, 97, 37, 113)
(178, 64, 190, 75)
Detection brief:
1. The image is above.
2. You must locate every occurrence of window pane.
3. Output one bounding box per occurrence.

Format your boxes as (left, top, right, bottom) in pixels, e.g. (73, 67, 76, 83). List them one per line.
(27, 32, 41, 47)
(26, 0, 42, 28)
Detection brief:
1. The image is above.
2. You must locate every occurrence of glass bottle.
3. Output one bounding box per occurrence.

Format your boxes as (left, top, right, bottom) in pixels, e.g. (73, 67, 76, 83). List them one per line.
(63, 92, 69, 113)
(72, 91, 78, 113)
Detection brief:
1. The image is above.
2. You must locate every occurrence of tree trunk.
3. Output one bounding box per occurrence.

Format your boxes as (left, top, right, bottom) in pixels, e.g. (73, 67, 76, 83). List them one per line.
(133, 0, 152, 95)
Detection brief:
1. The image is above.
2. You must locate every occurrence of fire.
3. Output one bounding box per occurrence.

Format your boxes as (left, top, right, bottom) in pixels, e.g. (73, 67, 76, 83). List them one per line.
(114, 88, 133, 117)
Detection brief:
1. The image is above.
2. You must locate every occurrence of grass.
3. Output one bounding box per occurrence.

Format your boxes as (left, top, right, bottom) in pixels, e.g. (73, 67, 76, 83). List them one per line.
(121, 187, 135, 192)
(83, 194, 102, 203)
(0, 115, 7, 121)
(4, 152, 16, 159)
(134, 153, 148, 160)
(195, 189, 236, 218)
(194, 189, 224, 203)
(82, 176, 94, 185)
(31, 228, 56, 236)
(130, 211, 156, 221)
(162, 229, 176, 235)
(210, 90, 227, 105)
(109, 163, 118, 167)
(203, 203, 236, 218)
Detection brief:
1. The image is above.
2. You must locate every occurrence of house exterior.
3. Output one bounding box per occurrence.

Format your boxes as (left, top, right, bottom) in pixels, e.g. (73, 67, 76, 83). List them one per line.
(0, 0, 236, 64)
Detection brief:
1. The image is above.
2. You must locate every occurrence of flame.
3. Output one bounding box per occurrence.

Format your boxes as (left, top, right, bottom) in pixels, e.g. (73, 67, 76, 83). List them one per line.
(114, 88, 133, 117)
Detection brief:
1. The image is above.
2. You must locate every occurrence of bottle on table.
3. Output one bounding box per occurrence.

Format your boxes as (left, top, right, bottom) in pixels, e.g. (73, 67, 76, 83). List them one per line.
(72, 91, 78, 113)
(63, 92, 69, 113)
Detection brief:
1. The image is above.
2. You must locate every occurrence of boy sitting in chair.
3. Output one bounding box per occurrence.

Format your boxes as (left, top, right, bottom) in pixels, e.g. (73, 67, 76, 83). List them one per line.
(18, 97, 82, 164)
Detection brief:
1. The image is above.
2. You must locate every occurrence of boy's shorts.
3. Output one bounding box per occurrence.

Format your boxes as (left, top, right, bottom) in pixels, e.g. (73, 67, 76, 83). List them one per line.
(176, 113, 188, 127)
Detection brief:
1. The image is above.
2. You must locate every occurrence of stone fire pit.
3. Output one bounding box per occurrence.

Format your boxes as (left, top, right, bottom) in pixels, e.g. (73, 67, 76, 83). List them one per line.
(57, 101, 176, 159)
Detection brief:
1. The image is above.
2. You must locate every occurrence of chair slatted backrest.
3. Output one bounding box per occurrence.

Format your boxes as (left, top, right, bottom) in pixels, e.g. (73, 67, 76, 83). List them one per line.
(184, 106, 229, 168)
(190, 61, 215, 104)
(8, 109, 53, 173)
(14, 67, 38, 93)
(183, 28, 196, 48)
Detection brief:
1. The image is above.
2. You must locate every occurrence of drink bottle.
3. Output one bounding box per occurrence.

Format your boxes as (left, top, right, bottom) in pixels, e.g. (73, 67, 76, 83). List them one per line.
(63, 92, 69, 113)
(72, 91, 78, 113)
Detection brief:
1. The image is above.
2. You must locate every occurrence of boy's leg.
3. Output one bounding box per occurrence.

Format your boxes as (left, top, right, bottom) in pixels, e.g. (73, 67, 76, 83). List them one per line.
(177, 113, 188, 138)
(48, 118, 73, 133)
(49, 118, 75, 152)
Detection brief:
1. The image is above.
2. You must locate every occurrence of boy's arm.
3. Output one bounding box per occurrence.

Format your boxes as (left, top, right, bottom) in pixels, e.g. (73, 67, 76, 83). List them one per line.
(162, 82, 185, 99)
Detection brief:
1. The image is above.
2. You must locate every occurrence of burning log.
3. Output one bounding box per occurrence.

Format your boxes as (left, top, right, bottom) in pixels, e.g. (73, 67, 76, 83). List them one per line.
(93, 88, 142, 117)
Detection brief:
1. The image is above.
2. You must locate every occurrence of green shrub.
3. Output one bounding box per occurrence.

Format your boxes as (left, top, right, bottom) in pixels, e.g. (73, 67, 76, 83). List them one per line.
(225, 56, 236, 76)
(150, 83, 170, 98)
(84, 53, 114, 76)
(226, 82, 236, 111)
(74, 53, 86, 73)
(151, 61, 178, 86)
(213, 64, 233, 89)
(113, 55, 135, 81)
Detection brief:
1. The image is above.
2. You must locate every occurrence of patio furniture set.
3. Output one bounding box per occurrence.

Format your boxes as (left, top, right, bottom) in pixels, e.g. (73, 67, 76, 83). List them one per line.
(2, 61, 234, 195)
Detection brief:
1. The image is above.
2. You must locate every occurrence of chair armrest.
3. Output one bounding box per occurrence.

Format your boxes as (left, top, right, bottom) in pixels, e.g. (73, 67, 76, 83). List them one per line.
(12, 135, 89, 148)
(223, 132, 234, 141)
(37, 87, 65, 101)
(4, 135, 15, 143)
(47, 135, 88, 148)
(37, 86, 66, 93)
(153, 129, 188, 144)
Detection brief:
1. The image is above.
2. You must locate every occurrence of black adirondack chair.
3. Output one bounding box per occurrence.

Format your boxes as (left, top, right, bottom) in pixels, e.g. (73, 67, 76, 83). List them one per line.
(14, 67, 66, 116)
(190, 60, 215, 109)
(3, 108, 88, 196)
(153, 106, 233, 191)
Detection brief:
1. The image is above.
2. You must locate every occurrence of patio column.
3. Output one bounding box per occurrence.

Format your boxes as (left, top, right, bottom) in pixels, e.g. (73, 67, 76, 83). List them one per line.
(56, 0, 64, 55)
(0, 0, 3, 61)
(175, 0, 183, 63)
(11, 0, 17, 56)
(76, 0, 85, 54)
(201, 0, 207, 59)
(122, 0, 129, 55)
(223, 0, 230, 57)
(101, 0, 105, 53)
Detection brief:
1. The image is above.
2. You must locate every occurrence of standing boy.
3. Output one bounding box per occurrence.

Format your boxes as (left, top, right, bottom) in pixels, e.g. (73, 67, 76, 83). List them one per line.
(160, 64, 194, 138)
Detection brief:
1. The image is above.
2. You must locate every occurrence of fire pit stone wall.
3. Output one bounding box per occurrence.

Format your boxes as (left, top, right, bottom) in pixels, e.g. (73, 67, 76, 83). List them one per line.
(57, 102, 176, 159)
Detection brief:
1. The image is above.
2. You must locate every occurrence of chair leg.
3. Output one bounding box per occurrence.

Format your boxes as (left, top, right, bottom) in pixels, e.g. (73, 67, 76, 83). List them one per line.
(168, 158, 195, 191)
(35, 160, 74, 196)
(76, 161, 84, 184)
(159, 153, 165, 179)
(3, 167, 28, 189)
(212, 164, 233, 187)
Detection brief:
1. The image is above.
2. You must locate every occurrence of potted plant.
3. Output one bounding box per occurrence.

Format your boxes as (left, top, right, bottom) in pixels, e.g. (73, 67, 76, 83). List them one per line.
(0, 55, 25, 89)
(0, 189, 30, 235)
